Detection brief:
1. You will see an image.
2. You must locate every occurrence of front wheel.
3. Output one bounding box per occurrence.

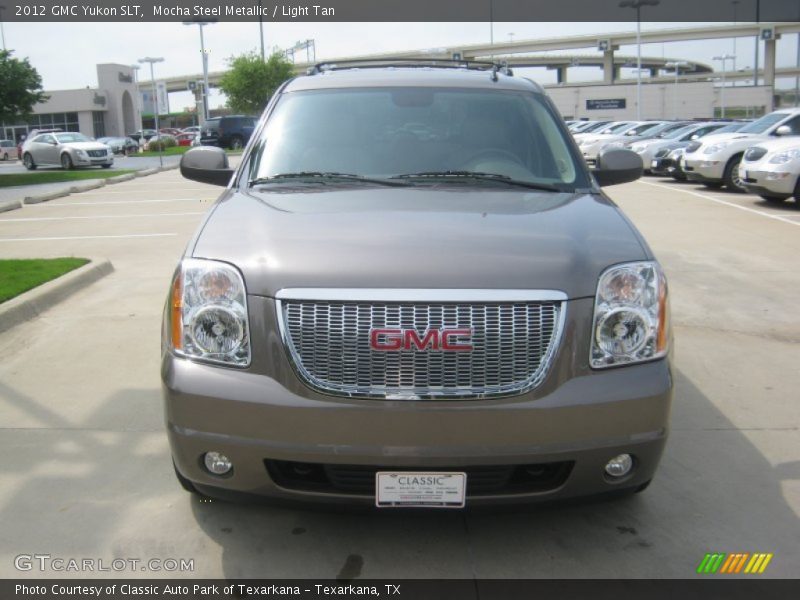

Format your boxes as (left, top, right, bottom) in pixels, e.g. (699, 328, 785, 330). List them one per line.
(229, 136, 244, 150)
(23, 153, 37, 170)
(61, 153, 74, 170)
(723, 155, 746, 193)
(1, 152, 7, 161)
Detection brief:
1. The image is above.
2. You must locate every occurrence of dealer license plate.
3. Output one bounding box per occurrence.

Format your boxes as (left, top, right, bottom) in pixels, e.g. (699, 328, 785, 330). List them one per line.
(375, 472, 466, 508)
(651, 159, 659, 169)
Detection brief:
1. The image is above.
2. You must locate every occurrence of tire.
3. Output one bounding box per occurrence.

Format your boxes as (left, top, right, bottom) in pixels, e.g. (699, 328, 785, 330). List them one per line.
(173, 461, 200, 494)
(759, 193, 789, 204)
(229, 135, 244, 150)
(1, 152, 7, 161)
(101, 164, 112, 169)
(23, 153, 36, 170)
(61, 153, 74, 170)
(793, 178, 800, 205)
(722, 154, 746, 193)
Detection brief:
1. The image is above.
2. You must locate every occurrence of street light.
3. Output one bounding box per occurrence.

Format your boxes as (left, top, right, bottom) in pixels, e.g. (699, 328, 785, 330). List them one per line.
(665, 61, 688, 119)
(713, 54, 736, 118)
(183, 20, 215, 124)
(130, 64, 143, 138)
(619, 0, 660, 120)
(138, 56, 164, 168)
(0, 4, 7, 51)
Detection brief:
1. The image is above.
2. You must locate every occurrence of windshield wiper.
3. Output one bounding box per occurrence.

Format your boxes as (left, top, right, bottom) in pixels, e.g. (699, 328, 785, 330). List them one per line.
(249, 172, 409, 187)
(390, 171, 562, 192)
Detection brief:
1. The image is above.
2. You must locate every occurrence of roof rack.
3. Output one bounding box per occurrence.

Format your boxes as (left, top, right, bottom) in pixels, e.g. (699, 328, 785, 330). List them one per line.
(305, 58, 514, 80)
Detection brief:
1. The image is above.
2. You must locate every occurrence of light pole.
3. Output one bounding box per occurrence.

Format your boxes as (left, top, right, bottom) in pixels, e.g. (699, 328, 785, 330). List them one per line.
(138, 57, 164, 168)
(619, 0, 660, 120)
(731, 0, 739, 86)
(130, 64, 143, 137)
(259, 0, 265, 61)
(183, 20, 215, 124)
(0, 5, 7, 51)
(713, 54, 735, 118)
(665, 61, 688, 119)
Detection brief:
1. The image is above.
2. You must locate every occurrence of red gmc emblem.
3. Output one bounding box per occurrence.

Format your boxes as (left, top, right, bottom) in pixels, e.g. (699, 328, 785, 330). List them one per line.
(369, 328, 474, 352)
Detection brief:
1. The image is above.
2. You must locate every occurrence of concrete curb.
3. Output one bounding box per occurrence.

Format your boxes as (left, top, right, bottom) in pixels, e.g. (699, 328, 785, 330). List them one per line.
(0, 200, 22, 213)
(0, 259, 114, 335)
(159, 164, 180, 172)
(69, 179, 106, 193)
(23, 189, 71, 204)
(106, 173, 136, 184)
(135, 168, 159, 177)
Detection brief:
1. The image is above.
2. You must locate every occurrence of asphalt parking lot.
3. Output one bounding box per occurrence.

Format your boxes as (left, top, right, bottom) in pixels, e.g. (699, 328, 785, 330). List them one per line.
(0, 171, 798, 579)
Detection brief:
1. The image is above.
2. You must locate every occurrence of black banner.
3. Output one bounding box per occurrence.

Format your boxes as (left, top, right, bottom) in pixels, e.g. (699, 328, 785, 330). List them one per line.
(3, 580, 800, 600)
(1, 0, 799, 22)
(587, 99, 627, 110)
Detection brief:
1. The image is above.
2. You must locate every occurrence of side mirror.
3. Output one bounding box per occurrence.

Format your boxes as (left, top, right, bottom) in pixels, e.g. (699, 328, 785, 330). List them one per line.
(774, 125, 792, 136)
(592, 148, 643, 187)
(180, 146, 235, 187)
(690, 134, 699, 140)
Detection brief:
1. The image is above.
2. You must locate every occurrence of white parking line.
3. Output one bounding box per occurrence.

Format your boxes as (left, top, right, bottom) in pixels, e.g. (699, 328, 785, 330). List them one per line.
(0, 233, 177, 242)
(636, 180, 800, 228)
(26, 198, 213, 207)
(0, 212, 205, 223)
(80, 188, 212, 195)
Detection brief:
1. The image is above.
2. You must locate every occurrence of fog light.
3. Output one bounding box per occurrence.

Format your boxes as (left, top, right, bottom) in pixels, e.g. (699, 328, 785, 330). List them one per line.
(204, 451, 232, 475)
(605, 454, 633, 478)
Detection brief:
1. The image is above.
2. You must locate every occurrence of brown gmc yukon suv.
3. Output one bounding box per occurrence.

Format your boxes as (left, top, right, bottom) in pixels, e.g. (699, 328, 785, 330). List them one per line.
(163, 60, 672, 508)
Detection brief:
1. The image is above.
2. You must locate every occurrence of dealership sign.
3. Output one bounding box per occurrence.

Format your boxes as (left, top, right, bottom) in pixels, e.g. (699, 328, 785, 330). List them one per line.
(586, 98, 626, 110)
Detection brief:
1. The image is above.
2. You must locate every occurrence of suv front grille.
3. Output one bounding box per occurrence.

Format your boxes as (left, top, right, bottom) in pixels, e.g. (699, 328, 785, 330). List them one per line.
(265, 460, 574, 496)
(87, 150, 107, 157)
(276, 291, 564, 399)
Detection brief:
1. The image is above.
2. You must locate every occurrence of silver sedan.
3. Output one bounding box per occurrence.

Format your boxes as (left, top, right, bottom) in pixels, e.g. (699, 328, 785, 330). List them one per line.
(21, 132, 114, 170)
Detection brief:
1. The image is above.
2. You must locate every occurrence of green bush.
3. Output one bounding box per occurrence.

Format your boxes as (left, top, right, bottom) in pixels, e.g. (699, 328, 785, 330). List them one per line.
(146, 136, 177, 151)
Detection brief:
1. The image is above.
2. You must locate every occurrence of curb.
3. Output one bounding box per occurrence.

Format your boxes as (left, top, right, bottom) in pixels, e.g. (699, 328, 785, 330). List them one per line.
(23, 189, 71, 204)
(106, 173, 136, 184)
(0, 200, 22, 213)
(135, 168, 159, 177)
(69, 179, 106, 193)
(0, 259, 114, 335)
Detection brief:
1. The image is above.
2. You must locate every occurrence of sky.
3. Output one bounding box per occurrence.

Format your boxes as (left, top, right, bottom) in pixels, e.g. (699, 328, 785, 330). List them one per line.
(2, 20, 799, 111)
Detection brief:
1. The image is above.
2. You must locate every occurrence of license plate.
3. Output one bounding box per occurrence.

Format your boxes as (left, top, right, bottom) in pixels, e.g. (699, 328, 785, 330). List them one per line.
(375, 472, 466, 508)
(651, 160, 659, 169)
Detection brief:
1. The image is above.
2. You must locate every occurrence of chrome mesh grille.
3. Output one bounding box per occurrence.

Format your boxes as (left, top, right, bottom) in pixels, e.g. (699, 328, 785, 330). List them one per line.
(278, 299, 563, 399)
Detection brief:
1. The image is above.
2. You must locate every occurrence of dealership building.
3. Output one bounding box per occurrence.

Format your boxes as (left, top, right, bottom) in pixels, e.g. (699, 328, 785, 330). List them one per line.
(0, 64, 143, 144)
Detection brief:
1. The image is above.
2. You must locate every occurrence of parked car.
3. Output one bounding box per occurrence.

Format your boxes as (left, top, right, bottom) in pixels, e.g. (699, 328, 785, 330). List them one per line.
(648, 122, 747, 178)
(0, 140, 18, 161)
(175, 133, 197, 147)
(164, 62, 672, 508)
(159, 128, 183, 137)
(682, 108, 800, 192)
(128, 129, 158, 142)
(569, 120, 610, 134)
(97, 136, 138, 154)
(21, 131, 113, 170)
(578, 121, 666, 167)
(181, 126, 201, 135)
(738, 137, 800, 204)
(198, 115, 257, 150)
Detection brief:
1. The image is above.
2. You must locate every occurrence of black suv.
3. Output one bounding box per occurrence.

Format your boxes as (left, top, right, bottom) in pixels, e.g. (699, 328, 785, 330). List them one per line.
(199, 115, 257, 150)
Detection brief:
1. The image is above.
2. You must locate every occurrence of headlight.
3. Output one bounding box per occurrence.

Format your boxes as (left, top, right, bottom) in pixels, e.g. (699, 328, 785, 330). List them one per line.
(768, 148, 800, 165)
(669, 148, 684, 158)
(76, 149, 88, 158)
(631, 144, 647, 154)
(166, 258, 250, 367)
(703, 141, 730, 155)
(590, 262, 669, 369)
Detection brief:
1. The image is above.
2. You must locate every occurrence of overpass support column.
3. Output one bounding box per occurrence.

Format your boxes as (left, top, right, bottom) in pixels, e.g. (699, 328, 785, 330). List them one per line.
(603, 49, 615, 84)
(764, 37, 776, 98)
(557, 67, 568, 84)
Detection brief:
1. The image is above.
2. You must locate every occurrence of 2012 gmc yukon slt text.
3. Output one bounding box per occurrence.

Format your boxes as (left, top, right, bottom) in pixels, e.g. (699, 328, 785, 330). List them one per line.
(162, 61, 673, 508)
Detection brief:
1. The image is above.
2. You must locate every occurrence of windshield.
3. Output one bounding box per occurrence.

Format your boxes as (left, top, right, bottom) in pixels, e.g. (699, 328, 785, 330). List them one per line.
(55, 133, 90, 143)
(715, 122, 746, 134)
(249, 87, 589, 189)
(596, 122, 633, 135)
(737, 112, 788, 134)
(625, 122, 662, 136)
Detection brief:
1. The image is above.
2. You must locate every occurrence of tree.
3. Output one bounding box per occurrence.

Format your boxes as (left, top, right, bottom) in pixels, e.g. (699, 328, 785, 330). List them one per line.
(0, 50, 48, 122)
(218, 52, 295, 115)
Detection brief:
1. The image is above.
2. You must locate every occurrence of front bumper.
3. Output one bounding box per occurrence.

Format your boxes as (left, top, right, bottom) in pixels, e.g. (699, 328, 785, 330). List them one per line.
(163, 298, 673, 507)
(739, 165, 797, 196)
(682, 155, 725, 183)
(74, 154, 113, 167)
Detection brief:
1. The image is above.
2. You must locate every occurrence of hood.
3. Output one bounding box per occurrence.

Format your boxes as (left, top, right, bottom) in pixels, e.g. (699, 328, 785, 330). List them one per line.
(65, 141, 110, 151)
(192, 187, 649, 300)
(697, 131, 767, 147)
(748, 137, 800, 154)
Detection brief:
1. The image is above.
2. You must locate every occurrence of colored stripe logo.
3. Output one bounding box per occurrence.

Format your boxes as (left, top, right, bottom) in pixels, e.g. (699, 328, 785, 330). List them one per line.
(697, 553, 773, 574)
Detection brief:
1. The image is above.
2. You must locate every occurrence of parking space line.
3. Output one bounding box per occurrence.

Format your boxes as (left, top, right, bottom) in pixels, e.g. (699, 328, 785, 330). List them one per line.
(26, 198, 213, 207)
(636, 180, 800, 228)
(79, 188, 212, 195)
(0, 212, 206, 223)
(0, 233, 177, 242)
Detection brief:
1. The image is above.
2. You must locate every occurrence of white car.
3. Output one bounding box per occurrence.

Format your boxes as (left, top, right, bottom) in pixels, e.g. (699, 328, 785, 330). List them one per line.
(682, 108, 800, 192)
(629, 122, 734, 172)
(738, 137, 800, 204)
(21, 132, 113, 170)
(577, 121, 660, 167)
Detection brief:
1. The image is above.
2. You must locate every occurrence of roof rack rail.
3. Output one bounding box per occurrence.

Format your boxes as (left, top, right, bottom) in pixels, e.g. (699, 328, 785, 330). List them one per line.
(305, 58, 514, 79)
